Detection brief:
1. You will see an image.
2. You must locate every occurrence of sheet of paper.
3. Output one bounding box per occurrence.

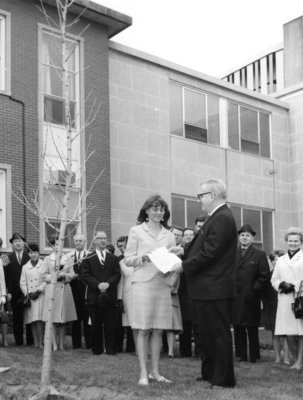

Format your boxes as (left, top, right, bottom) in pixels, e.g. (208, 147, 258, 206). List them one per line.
(148, 247, 180, 273)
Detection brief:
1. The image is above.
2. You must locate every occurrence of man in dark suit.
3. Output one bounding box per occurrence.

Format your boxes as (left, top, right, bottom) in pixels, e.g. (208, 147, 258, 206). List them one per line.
(6, 232, 33, 345)
(172, 179, 237, 388)
(80, 231, 121, 356)
(232, 224, 270, 363)
(67, 233, 91, 349)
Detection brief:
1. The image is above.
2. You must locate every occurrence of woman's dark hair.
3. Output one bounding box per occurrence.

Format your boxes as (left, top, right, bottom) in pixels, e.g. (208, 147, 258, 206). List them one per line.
(137, 194, 170, 228)
(27, 243, 40, 253)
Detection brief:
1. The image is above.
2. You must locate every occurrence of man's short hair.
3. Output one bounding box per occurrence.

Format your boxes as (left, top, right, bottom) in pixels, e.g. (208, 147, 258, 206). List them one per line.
(202, 179, 226, 200)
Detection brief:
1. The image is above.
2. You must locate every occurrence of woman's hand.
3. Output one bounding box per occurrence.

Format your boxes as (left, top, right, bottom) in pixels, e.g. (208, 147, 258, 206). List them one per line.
(0, 295, 6, 305)
(169, 246, 184, 257)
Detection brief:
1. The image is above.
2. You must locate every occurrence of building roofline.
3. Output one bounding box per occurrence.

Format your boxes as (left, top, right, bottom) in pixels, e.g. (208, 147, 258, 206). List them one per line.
(221, 43, 284, 78)
(109, 41, 289, 110)
(41, 0, 132, 38)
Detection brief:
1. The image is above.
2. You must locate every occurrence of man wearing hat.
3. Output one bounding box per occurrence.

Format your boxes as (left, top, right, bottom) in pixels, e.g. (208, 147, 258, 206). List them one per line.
(232, 224, 270, 362)
(6, 233, 33, 345)
(80, 231, 120, 356)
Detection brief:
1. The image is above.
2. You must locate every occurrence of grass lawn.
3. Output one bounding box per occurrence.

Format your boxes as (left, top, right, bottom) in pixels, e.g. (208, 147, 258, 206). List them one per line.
(0, 336, 303, 399)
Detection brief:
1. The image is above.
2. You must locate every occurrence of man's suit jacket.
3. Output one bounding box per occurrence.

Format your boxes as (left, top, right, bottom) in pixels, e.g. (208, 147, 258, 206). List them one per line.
(80, 251, 121, 306)
(232, 245, 270, 326)
(182, 204, 238, 301)
(7, 251, 30, 300)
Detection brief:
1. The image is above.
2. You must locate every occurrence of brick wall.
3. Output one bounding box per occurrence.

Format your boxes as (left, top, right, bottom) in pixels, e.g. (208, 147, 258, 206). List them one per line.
(0, 0, 112, 248)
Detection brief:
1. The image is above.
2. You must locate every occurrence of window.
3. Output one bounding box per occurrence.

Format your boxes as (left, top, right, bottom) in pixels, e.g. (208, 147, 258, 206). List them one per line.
(169, 84, 220, 145)
(171, 195, 202, 229)
(0, 169, 7, 246)
(40, 27, 82, 249)
(42, 31, 78, 128)
(229, 204, 273, 254)
(228, 102, 270, 157)
(0, 166, 11, 249)
(0, 12, 10, 93)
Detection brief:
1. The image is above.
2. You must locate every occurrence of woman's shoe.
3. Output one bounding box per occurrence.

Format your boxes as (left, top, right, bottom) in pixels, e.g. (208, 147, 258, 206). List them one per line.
(148, 374, 171, 383)
(138, 378, 149, 386)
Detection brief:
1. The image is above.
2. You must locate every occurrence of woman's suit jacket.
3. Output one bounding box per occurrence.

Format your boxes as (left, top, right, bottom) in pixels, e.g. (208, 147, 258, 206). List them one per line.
(124, 222, 175, 282)
(232, 245, 270, 326)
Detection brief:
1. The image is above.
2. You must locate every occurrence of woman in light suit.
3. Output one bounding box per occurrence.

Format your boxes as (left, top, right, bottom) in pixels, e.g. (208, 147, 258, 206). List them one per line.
(42, 236, 77, 350)
(124, 194, 176, 386)
(271, 227, 303, 370)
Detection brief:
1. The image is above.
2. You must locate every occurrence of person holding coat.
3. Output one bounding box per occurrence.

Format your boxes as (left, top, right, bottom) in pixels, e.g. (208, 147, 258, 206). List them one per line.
(232, 224, 270, 363)
(271, 227, 303, 370)
(20, 243, 46, 348)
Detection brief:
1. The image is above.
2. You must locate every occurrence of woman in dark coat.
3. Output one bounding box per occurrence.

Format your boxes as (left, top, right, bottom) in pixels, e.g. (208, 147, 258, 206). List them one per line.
(232, 224, 270, 362)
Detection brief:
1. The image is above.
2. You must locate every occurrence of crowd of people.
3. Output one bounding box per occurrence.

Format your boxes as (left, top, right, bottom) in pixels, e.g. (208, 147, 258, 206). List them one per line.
(1, 178, 303, 388)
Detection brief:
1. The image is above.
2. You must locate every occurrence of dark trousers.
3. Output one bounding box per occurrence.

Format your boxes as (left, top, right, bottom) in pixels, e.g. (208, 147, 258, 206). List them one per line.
(70, 280, 91, 349)
(194, 299, 236, 388)
(233, 325, 260, 362)
(125, 326, 136, 352)
(114, 306, 124, 352)
(12, 300, 33, 346)
(88, 305, 115, 354)
(179, 320, 192, 357)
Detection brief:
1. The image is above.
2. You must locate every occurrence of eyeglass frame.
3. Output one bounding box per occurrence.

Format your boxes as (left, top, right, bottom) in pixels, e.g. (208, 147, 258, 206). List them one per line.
(197, 192, 212, 201)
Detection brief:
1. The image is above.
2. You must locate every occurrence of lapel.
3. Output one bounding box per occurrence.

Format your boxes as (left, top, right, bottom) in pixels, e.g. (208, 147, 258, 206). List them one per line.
(141, 222, 168, 241)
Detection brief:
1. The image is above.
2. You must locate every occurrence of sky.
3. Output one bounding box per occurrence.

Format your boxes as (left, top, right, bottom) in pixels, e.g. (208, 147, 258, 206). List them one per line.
(92, 0, 303, 78)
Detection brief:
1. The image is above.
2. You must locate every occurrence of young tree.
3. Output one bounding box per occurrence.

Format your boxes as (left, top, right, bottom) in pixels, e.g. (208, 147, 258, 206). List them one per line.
(23, 1, 103, 398)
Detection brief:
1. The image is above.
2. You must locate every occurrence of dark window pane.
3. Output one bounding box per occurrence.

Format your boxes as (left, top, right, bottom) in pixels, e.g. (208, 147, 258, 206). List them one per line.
(262, 211, 273, 255)
(242, 208, 261, 242)
(187, 199, 202, 229)
(185, 124, 207, 142)
(229, 205, 241, 230)
(184, 89, 206, 133)
(260, 113, 270, 158)
(241, 139, 260, 155)
(208, 95, 220, 145)
(45, 220, 78, 248)
(44, 97, 64, 124)
(240, 107, 258, 142)
(44, 97, 75, 127)
(171, 196, 185, 229)
(169, 85, 183, 136)
(228, 102, 239, 150)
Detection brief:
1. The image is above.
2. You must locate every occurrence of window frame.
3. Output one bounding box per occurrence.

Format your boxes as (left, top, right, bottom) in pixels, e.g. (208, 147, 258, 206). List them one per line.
(38, 24, 85, 251)
(169, 83, 220, 146)
(228, 101, 271, 158)
(0, 164, 12, 250)
(0, 10, 11, 94)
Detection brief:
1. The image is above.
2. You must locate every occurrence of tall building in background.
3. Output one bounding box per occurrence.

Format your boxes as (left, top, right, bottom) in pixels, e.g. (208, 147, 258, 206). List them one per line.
(0, 0, 302, 254)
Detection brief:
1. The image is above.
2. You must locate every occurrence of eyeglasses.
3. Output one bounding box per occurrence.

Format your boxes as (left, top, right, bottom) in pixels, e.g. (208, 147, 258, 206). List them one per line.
(197, 192, 211, 201)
